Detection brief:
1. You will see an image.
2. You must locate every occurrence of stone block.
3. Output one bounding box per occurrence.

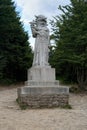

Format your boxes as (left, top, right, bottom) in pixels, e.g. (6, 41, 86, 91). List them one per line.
(25, 80, 59, 87)
(17, 86, 69, 108)
(18, 86, 69, 96)
(27, 66, 55, 81)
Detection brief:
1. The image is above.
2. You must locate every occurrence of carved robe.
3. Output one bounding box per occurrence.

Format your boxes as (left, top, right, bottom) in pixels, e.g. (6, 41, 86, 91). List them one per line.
(32, 26, 49, 66)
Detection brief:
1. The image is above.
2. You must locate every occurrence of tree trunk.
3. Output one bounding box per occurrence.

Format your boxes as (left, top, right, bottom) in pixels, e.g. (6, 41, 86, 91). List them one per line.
(76, 66, 86, 90)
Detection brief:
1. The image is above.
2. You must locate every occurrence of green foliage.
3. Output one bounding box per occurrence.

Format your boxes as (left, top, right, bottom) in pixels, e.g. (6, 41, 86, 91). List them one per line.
(50, 0, 87, 89)
(61, 104, 72, 109)
(70, 84, 82, 93)
(16, 98, 28, 110)
(0, 0, 33, 84)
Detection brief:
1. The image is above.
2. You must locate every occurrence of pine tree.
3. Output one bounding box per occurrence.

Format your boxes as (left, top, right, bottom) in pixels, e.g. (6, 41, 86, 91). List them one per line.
(51, 0, 87, 89)
(0, 0, 33, 83)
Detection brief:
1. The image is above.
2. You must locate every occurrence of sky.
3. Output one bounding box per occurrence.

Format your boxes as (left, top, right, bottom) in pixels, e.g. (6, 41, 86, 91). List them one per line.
(13, 0, 71, 48)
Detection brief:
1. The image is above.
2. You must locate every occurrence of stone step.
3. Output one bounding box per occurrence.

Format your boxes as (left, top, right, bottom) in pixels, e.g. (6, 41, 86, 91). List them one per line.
(18, 86, 69, 95)
(25, 80, 59, 87)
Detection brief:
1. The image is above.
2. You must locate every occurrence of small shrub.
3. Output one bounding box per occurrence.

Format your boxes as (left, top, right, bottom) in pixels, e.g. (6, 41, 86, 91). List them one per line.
(16, 98, 28, 110)
(70, 85, 81, 93)
(61, 104, 72, 109)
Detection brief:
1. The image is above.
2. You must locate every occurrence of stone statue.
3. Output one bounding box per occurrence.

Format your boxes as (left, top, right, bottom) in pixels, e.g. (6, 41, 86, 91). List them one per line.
(17, 15, 69, 109)
(28, 15, 56, 81)
(30, 15, 50, 67)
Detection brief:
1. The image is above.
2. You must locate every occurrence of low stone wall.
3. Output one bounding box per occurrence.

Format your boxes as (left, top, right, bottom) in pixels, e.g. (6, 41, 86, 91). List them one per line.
(18, 95, 69, 108)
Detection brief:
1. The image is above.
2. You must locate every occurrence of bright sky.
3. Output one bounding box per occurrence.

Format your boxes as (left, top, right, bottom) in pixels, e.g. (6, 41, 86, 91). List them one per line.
(13, 0, 71, 48)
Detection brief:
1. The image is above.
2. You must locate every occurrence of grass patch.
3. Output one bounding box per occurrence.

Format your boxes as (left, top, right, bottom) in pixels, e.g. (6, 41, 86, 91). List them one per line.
(16, 98, 28, 110)
(61, 104, 72, 109)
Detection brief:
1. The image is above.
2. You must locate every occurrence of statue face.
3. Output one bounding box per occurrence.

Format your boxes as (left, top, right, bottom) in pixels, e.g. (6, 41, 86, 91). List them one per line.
(37, 20, 47, 27)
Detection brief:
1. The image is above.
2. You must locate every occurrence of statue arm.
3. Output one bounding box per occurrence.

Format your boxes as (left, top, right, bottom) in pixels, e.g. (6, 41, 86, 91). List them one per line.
(30, 21, 39, 38)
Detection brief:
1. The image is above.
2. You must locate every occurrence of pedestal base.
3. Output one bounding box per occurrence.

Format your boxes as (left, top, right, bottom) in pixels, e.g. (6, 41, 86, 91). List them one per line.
(17, 66, 69, 109)
(17, 86, 69, 108)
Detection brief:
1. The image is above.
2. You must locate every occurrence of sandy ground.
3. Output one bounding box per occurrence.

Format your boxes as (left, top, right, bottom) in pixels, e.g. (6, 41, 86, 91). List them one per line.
(0, 86, 87, 130)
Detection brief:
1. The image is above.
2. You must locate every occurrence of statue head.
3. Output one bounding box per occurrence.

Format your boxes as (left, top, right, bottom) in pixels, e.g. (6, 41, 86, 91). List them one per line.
(35, 15, 47, 27)
(35, 15, 47, 21)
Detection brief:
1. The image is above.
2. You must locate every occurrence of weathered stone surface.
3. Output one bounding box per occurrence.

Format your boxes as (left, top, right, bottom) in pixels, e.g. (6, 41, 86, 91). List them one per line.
(18, 94, 69, 108)
(25, 80, 59, 87)
(17, 87, 69, 108)
(27, 66, 55, 81)
(18, 86, 69, 95)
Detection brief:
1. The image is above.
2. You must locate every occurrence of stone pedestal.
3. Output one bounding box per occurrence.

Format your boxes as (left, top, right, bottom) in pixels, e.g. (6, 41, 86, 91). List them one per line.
(17, 66, 69, 108)
(18, 86, 69, 108)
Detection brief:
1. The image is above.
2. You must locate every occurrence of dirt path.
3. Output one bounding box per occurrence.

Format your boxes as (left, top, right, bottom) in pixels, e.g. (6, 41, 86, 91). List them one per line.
(0, 87, 87, 130)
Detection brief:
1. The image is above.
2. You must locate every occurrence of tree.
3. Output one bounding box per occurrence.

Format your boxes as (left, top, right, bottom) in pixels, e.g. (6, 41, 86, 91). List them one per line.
(50, 0, 87, 89)
(0, 0, 33, 83)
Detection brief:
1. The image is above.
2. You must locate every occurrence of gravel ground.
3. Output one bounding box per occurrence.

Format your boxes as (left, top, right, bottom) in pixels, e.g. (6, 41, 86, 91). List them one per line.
(0, 86, 87, 130)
